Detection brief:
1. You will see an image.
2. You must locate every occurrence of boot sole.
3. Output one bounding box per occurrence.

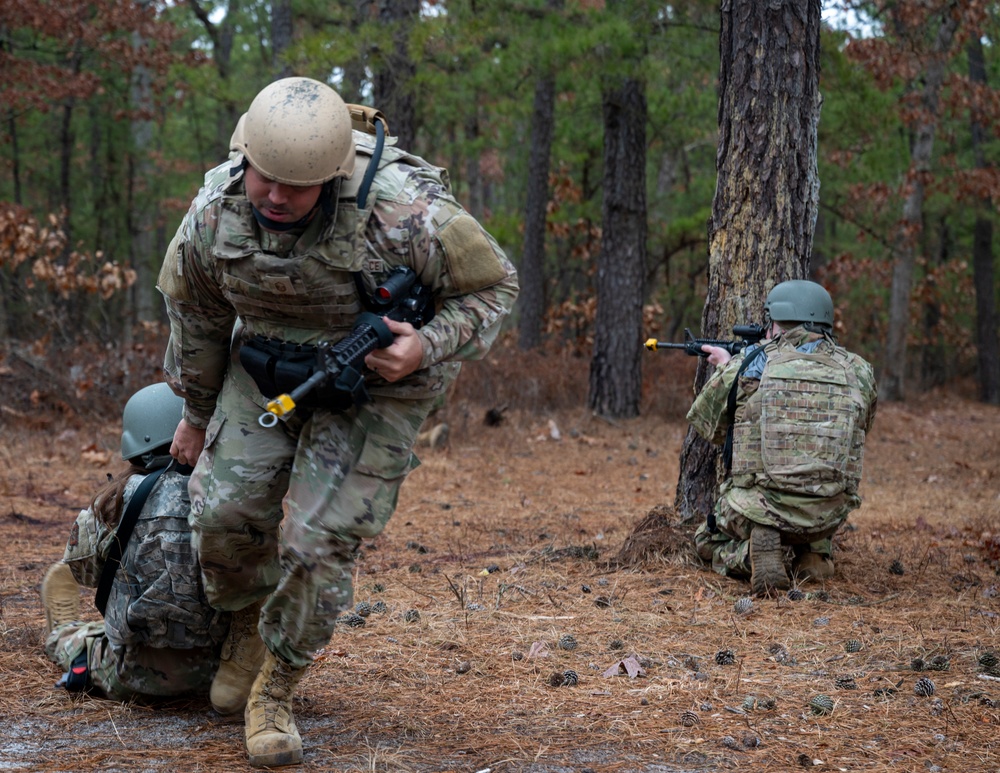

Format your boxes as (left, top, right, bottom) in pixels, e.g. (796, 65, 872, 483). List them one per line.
(750, 526, 789, 596)
(248, 747, 303, 768)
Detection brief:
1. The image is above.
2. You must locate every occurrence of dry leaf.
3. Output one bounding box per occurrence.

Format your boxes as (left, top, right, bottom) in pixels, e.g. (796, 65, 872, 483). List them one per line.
(526, 641, 549, 660)
(603, 655, 646, 679)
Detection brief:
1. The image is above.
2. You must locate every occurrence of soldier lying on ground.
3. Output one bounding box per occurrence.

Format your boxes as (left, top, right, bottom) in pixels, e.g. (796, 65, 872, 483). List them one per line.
(40, 383, 229, 700)
(686, 280, 878, 596)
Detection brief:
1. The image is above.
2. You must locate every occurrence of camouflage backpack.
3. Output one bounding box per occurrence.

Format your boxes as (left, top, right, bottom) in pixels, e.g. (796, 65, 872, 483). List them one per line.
(732, 336, 866, 497)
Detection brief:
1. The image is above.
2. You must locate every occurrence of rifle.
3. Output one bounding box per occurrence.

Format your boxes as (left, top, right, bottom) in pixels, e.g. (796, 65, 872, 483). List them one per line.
(257, 266, 433, 427)
(644, 324, 766, 357)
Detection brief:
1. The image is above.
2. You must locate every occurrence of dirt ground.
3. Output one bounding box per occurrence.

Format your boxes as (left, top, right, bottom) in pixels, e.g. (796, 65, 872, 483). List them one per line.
(1, 372, 999, 772)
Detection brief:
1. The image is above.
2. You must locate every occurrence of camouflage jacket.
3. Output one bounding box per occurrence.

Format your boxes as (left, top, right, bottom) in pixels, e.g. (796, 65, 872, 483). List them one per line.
(63, 470, 230, 651)
(157, 130, 519, 427)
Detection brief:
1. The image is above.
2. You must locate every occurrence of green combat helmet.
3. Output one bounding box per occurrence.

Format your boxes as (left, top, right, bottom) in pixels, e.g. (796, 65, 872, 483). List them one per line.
(764, 280, 834, 332)
(120, 383, 184, 468)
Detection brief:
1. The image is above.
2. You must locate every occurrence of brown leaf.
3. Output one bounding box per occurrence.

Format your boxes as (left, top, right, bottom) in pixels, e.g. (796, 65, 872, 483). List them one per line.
(603, 655, 646, 679)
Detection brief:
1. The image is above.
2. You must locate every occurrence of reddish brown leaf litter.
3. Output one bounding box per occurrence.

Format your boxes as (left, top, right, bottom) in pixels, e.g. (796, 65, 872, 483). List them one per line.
(1, 386, 999, 771)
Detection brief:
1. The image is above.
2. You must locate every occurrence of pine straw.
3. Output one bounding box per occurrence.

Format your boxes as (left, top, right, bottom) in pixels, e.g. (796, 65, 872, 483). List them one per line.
(1, 392, 998, 771)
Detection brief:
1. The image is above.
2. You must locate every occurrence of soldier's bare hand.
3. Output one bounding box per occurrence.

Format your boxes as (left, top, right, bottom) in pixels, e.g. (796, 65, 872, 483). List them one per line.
(701, 345, 732, 367)
(171, 418, 207, 467)
(365, 317, 425, 382)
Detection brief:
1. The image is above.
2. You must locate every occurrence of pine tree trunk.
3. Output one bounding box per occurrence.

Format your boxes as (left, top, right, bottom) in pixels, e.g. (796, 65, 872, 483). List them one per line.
(968, 36, 1000, 405)
(374, 0, 418, 151)
(588, 75, 646, 419)
(674, 0, 822, 521)
(881, 8, 958, 402)
(517, 73, 556, 351)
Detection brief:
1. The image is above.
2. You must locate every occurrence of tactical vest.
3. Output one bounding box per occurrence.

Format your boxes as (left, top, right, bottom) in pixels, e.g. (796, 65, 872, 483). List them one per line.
(101, 471, 229, 651)
(730, 336, 866, 497)
(201, 131, 454, 405)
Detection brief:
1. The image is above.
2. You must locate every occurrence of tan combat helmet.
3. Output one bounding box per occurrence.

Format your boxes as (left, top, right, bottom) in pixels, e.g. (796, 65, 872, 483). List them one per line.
(230, 77, 356, 186)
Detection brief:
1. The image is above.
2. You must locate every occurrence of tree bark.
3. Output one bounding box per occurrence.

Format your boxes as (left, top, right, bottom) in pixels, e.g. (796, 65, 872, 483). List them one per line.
(967, 35, 1000, 405)
(588, 74, 647, 419)
(271, 0, 294, 79)
(517, 72, 556, 351)
(374, 0, 419, 151)
(674, 0, 822, 521)
(881, 6, 959, 402)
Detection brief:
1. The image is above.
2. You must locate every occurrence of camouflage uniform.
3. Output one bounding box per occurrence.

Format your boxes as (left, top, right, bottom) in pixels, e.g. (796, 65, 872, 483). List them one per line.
(157, 131, 518, 668)
(46, 470, 229, 699)
(686, 326, 877, 579)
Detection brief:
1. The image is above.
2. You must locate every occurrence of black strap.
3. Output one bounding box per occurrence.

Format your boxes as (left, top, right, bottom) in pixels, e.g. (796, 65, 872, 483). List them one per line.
(722, 345, 767, 476)
(94, 466, 168, 616)
(57, 649, 90, 692)
(357, 118, 385, 211)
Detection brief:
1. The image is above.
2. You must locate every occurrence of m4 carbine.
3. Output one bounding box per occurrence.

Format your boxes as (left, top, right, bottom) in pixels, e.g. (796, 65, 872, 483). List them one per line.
(258, 266, 432, 427)
(644, 324, 766, 357)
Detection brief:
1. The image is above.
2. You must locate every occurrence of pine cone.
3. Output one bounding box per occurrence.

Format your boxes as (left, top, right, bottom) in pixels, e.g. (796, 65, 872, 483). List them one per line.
(558, 633, 578, 651)
(787, 588, 806, 601)
(354, 601, 373, 617)
(834, 675, 858, 690)
(914, 677, 936, 697)
(371, 600, 388, 614)
(715, 649, 736, 666)
(911, 657, 926, 671)
(680, 710, 699, 727)
(978, 651, 1000, 676)
(888, 559, 905, 576)
(561, 669, 579, 687)
(609, 639, 625, 651)
(733, 596, 754, 615)
(338, 612, 366, 628)
(927, 655, 950, 672)
(808, 694, 835, 715)
(844, 639, 863, 653)
(403, 609, 420, 623)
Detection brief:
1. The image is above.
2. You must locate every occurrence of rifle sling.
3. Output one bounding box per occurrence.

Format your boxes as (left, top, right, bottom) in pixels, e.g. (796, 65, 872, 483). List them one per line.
(94, 466, 168, 617)
(712, 346, 767, 534)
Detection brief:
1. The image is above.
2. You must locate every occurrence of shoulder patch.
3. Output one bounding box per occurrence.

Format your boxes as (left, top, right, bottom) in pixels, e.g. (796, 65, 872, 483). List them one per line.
(156, 229, 192, 302)
(436, 215, 509, 294)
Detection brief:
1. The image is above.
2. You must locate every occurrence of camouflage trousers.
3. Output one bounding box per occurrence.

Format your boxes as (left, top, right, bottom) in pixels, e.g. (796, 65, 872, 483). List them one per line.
(45, 622, 217, 700)
(189, 367, 435, 669)
(693, 490, 842, 580)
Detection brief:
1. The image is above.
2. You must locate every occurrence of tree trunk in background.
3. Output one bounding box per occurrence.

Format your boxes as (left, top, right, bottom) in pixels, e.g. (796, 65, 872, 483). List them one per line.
(374, 0, 418, 151)
(464, 111, 484, 218)
(517, 73, 556, 351)
(881, 8, 958, 402)
(968, 35, 1000, 405)
(675, 0, 822, 522)
(271, 0, 294, 79)
(129, 5, 157, 329)
(588, 74, 646, 419)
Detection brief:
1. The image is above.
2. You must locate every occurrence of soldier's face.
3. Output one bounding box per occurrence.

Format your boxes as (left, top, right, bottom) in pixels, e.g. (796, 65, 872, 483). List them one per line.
(244, 166, 323, 228)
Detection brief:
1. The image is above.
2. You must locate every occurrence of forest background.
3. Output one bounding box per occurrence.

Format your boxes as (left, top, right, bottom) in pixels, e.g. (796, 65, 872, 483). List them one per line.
(2, 0, 1000, 422)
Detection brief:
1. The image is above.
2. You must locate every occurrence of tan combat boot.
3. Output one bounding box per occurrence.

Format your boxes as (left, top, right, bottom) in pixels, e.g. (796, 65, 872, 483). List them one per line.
(41, 562, 81, 634)
(211, 601, 266, 715)
(794, 551, 835, 582)
(245, 650, 307, 768)
(749, 525, 790, 596)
